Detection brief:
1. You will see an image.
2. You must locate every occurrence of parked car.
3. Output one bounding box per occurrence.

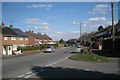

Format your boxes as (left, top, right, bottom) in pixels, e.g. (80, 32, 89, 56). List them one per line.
(44, 46, 55, 53)
(71, 44, 83, 53)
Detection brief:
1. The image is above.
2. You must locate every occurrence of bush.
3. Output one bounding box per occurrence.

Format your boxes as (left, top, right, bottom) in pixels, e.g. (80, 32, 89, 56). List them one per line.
(17, 46, 39, 51)
(102, 38, 120, 55)
(17, 44, 59, 51)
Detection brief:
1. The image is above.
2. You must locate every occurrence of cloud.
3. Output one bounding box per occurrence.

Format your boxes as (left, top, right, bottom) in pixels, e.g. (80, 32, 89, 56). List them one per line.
(26, 4, 53, 10)
(23, 18, 50, 31)
(87, 17, 107, 22)
(23, 18, 49, 26)
(23, 18, 41, 25)
(56, 31, 62, 34)
(107, 20, 118, 25)
(46, 16, 58, 19)
(69, 9, 74, 12)
(88, 4, 109, 14)
(82, 23, 87, 27)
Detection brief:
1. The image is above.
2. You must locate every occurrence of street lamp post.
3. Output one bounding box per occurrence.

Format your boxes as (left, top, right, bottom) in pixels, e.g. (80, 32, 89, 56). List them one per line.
(79, 21, 82, 44)
(73, 21, 82, 44)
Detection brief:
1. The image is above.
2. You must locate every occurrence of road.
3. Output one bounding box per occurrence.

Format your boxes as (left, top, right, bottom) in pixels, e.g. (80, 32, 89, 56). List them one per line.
(2, 47, 73, 78)
(2, 46, 119, 79)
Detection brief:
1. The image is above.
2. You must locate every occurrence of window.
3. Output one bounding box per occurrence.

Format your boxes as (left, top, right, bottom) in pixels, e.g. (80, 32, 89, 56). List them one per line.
(19, 37, 23, 40)
(118, 28, 120, 32)
(9, 47, 11, 50)
(11, 37, 16, 40)
(13, 45, 17, 50)
(25, 38, 28, 41)
(4, 37, 8, 40)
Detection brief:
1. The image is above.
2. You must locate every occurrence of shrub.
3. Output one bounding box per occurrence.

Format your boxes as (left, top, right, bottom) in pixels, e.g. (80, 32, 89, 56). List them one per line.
(17, 46, 39, 51)
(17, 44, 58, 51)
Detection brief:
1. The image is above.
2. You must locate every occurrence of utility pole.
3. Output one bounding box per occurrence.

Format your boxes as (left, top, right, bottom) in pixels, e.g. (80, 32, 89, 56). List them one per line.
(79, 21, 82, 45)
(111, 2, 115, 54)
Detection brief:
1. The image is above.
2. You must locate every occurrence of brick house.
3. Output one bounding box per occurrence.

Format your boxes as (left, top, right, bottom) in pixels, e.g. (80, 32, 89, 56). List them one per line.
(1, 23, 28, 55)
(25, 31, 52, 46)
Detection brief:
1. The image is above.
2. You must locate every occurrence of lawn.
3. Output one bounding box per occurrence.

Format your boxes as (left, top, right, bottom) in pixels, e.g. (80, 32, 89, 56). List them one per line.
(69, 53, 109, 62)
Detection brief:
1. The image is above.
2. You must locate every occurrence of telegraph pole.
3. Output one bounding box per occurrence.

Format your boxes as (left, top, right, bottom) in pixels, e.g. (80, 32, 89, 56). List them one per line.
(79, 22, 82, 44)
(111, 2, 115, 54)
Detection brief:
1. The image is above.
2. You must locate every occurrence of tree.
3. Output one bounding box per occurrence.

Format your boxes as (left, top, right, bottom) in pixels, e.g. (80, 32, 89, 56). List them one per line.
(98, 25, 104, 31)
(59, 39, 64, 44)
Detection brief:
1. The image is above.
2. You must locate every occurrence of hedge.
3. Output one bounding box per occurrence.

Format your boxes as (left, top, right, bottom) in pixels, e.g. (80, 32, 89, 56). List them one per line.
(17, 44, 58, 51)
(102, 38, 120, 55)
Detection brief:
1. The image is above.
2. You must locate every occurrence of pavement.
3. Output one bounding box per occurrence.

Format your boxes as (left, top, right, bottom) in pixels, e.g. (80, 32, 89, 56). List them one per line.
(2, 46, 119, 79)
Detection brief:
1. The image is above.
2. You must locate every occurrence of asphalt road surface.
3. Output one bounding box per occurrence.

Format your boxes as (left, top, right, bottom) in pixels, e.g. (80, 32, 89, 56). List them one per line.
(2, 46, 119, 79)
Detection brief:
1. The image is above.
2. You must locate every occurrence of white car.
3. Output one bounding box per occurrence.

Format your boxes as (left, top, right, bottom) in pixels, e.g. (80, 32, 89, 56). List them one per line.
(44, 46, 55, 53)
(71, 45, 83, 53)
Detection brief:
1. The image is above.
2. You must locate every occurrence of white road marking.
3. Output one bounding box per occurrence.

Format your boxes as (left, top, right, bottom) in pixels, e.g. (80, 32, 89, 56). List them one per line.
(45, 55, 70, 67)
(26, 71, 32, 74)
(17, 54, 71, 78)
(24, 75, 32, 78)
(85, 69, 90, 71)
(18, 74, 25, 78)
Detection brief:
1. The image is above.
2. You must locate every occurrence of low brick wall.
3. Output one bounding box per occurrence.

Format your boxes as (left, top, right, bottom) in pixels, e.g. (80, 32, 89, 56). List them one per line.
(22, 50, 41, 54)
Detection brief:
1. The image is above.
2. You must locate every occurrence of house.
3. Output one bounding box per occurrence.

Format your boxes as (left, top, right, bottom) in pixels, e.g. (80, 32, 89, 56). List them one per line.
(94, 20, 120, 40)
(92, 20, 120, 55)
(66, 39, 77, 46)
(1, 23, 28, 55)
(25, 31, 52, 46)
(10, 26, 28, 47)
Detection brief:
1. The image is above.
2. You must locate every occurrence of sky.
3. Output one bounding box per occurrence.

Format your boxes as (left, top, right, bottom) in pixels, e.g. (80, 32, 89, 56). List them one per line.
(2, 2, 119, 41)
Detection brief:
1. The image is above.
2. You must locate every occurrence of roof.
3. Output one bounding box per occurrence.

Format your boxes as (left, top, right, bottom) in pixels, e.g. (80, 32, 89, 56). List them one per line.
(11, 28, 28, 37)
(108, 20, 120, 30)
(2, 27, 18, 36)
(95, 27, 109, 34)
(25, 31, 52, 40)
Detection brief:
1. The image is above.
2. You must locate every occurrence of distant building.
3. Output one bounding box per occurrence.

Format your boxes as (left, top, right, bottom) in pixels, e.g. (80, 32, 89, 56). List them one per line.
(25, 31, 52, 46)
(1, 23, 28, 55)
(66, 39, 77, 45)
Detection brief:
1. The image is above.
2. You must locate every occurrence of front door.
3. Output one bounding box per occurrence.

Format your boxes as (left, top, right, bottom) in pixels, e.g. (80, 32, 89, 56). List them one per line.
(2, 46, 6, 55)
(7, 46, 12, 55)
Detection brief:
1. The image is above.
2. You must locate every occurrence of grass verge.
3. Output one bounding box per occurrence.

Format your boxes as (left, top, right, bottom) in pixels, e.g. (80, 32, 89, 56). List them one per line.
(69, 53, 109, 62)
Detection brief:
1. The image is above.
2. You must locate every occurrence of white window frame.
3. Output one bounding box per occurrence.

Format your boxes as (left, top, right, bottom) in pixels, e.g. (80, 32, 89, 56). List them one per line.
(13, 45, 17, 51)
(11, 37, 16, 40)
(25, 38, 28, 41)
(19, 37, 23, 40)
(4, 37, 8, 40)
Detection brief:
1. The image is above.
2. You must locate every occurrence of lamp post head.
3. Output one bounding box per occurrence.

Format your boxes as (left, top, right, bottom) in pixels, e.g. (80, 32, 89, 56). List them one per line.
(73, 21, 80, 24)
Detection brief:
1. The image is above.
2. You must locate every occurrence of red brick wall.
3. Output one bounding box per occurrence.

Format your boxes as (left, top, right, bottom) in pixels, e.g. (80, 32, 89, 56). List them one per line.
(2, 37, 28, 45)
(22, 50, 41, 54)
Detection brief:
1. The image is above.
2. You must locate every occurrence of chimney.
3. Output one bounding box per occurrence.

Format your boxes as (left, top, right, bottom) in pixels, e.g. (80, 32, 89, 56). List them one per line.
(10, 24, 13, 28)
(1, 22, 5, 26)
(38, 32, 41, 35)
